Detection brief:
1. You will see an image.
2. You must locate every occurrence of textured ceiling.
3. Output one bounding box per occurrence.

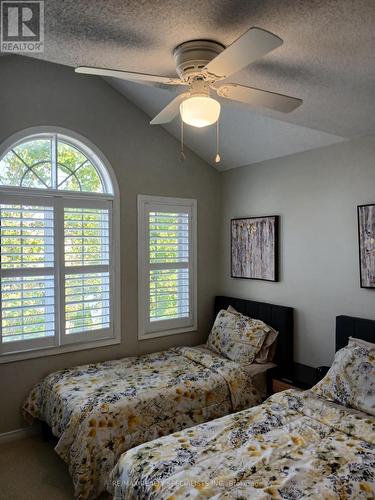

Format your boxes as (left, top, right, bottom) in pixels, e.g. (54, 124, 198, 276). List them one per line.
(28, 0, 375, 168)
(108, 78, 344, 169)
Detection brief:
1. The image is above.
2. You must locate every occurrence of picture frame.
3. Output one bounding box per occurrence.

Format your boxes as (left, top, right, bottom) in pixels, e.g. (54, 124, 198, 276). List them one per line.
(231, 215, 279, 282)
(358, 203, 375, 289)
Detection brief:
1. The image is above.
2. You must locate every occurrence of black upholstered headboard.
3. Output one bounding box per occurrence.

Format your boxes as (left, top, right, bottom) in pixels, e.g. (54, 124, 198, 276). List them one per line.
(214, 296, 294, 374)
(336, 315, 375, 351)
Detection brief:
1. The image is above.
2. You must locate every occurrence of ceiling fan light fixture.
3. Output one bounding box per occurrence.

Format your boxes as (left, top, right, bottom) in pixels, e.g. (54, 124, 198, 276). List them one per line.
(180, 96, 221, 128)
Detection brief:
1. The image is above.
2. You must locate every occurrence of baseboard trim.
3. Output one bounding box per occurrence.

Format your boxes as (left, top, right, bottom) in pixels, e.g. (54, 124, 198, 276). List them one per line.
(0, 424, 40, 444)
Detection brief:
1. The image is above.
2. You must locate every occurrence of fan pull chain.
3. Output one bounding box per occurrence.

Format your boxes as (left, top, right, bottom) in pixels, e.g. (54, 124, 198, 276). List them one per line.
(180, 119, 186, 161)
(215, 119, 221, 164)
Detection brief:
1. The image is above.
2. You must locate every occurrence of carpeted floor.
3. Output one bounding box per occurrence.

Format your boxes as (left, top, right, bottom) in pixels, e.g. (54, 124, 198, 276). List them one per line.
(0, 435, 111, 500)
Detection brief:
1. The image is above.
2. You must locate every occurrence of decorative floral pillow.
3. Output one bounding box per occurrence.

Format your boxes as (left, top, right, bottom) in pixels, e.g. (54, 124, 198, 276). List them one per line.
(227, 306, 278, 363)
(206, 309, 271, 364)
(312, 337, 375, 416)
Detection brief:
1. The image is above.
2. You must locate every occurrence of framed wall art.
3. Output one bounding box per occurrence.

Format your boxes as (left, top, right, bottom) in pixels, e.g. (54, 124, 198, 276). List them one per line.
(231, 215, 279, 281)
(358, 203, 375, 288)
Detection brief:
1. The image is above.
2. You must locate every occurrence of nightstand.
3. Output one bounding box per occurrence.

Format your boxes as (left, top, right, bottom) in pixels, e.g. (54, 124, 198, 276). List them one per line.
(271, 377, 300, 393)
(267, 362, 318, 395)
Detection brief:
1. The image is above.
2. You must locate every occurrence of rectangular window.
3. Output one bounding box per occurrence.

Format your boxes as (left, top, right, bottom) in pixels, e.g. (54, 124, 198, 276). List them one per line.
(0, 201, 55, 353)
(138, 195, 197, 339)
(0, 194, 118, 360)
(60, 200, 113, 345)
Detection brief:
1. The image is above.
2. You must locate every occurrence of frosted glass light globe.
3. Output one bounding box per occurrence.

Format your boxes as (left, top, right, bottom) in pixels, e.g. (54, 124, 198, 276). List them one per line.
(180, 96, 221, 128)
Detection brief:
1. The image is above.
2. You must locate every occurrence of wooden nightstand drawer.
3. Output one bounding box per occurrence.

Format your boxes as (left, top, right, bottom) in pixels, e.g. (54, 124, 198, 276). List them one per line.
(272, 379, 297, 393)
(267, 362, 318, 396)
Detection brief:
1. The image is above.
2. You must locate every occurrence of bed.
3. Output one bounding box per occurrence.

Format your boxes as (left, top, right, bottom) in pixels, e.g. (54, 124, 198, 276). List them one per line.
(109, 315, 375, 499)
(23, 296, 293, 500)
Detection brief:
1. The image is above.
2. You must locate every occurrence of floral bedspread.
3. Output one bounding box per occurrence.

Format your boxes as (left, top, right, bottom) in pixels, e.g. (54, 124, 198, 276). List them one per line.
(110, 389, 375, 499)
(23, 346, 260, 499)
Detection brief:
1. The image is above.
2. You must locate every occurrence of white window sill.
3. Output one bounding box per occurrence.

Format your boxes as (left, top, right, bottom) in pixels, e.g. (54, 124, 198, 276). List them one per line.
(138, 325, 197, 341)
(0, 336, 121, 364)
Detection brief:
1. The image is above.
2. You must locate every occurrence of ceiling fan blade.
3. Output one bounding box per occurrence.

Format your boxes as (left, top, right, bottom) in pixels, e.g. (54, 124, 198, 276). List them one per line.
(150, 94, 188, 125)
(216, 83, 302, 113)
(75, 66, 183, 86)
(205, 28, 283, 79)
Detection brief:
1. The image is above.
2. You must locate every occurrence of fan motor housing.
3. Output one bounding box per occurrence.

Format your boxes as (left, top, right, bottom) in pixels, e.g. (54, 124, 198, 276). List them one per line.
(173, 40, 224, 82)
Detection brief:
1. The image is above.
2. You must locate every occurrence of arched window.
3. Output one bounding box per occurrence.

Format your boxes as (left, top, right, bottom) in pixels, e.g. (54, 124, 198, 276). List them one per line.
(0, 129, 120, 361)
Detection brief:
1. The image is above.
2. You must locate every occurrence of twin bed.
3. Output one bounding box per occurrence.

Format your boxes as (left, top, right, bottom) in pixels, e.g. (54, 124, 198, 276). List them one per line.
(110, 315, 375, 499)
(24, 296, 293, 499)
(23, 298, 375, 500)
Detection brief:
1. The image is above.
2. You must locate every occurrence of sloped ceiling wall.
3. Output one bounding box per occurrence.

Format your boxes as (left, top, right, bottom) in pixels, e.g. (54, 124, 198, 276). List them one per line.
(23, 0, 375, 168)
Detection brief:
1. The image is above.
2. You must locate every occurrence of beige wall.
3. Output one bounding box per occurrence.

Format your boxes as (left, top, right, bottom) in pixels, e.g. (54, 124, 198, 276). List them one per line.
(219, 135, 375, 367)
(2, 55, 374, 435)
(0, 56, 221, 433)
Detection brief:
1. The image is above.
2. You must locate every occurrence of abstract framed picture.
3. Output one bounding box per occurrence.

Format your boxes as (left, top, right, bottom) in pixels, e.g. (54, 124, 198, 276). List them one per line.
(231, 215, 279, 281)
(358, 203, 375, 288)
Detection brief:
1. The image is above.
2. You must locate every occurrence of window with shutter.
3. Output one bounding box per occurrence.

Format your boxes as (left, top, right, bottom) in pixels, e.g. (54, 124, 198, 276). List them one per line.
(138, 195, 197, 339)
(0, 128, 120, 362)
(0, 200, 55, 352)
(62, 203, 112, 343)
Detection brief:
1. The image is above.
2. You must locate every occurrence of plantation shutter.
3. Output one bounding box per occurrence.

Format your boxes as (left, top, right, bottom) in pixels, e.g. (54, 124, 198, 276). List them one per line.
(61, 200, 112, 343)
(0, 195, 115, 353)
(0, 131, 120, 362)
(138, 196, 197, 339)
(0, 195, 56, 353)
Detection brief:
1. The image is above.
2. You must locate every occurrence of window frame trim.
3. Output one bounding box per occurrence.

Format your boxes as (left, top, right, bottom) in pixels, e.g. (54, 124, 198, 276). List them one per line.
(137, 194, 197, 341)
(0, 127, 121, 364)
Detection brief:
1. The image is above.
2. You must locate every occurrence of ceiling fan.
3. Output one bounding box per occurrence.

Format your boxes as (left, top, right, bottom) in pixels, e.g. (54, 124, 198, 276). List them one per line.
(75, 27, 302, 130)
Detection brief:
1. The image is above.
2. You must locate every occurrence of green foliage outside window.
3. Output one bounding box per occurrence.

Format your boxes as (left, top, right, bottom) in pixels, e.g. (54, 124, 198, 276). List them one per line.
(0, 138, 103, 192)
(149, 212, 189, 321)
(0, 137, 110, 342)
